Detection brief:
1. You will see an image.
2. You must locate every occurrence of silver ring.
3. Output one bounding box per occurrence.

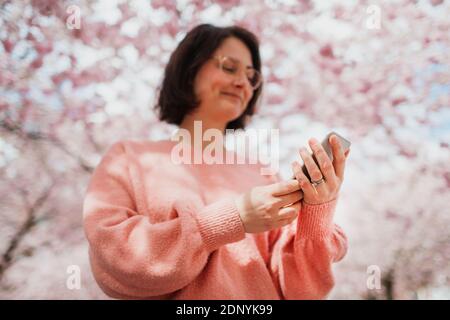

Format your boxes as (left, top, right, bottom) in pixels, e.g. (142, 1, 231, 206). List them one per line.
(311, 177, 325, 187)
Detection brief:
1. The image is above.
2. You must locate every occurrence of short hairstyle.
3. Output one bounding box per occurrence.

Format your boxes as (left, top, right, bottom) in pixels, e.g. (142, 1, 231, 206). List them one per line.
(154, 24, 263, 131)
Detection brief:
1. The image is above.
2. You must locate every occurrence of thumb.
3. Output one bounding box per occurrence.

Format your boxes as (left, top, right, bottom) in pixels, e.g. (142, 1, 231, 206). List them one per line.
(271, 179, 301, 196)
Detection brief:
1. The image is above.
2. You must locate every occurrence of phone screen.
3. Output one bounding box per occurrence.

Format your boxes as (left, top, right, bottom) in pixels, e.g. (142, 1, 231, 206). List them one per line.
(300, 131, 351, 181)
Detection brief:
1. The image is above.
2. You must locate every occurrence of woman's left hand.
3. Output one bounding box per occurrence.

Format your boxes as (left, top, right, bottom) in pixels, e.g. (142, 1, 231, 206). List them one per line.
(291, 135, 350, 205)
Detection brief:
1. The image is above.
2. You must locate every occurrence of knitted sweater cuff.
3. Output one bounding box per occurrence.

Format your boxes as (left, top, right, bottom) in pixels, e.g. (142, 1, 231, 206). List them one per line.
(298, 196, 339, 239)
(196, 197, 246, 252)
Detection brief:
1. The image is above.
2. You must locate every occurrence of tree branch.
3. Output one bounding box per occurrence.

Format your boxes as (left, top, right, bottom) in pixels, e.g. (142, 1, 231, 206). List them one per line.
(0, 184, 53, 280)
(0, 118, 94, 173)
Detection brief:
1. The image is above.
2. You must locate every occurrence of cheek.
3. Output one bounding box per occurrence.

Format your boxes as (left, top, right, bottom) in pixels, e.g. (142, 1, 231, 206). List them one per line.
(244, 89, 253, 104)
(196, 70, 226, 99)
(210, 73, 229, 94)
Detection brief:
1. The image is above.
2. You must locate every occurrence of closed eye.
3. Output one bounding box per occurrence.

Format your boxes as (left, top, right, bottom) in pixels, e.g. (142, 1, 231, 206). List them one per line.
(223, 65, 238, 73)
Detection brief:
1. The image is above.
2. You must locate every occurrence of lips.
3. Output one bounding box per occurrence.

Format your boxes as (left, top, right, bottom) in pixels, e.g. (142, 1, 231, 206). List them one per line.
(221, 92, 242, 103)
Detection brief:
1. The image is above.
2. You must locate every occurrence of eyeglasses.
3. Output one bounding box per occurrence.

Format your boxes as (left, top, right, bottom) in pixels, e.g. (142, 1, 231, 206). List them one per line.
(212, 55, 262, 90)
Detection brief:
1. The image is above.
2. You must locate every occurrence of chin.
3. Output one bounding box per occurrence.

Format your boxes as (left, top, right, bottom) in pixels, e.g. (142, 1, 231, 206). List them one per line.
(219, 102, 243, 122)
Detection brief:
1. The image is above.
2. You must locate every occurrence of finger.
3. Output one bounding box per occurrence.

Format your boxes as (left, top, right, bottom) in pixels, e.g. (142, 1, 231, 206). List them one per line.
(277, 201, 301, 218)
(277, 189, 304, 208)
(329, 135, 347, 180)
(270, 179, 301, 196)
(277, 209, 298, 221)
(275, 203, 301, 227)
(291, 161, 318, 197)
(308, 138, 337, 186)
(299, 147, 323, 182)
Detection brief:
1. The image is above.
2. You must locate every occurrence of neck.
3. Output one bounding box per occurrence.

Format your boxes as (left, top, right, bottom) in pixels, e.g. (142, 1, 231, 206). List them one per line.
(176, 116, 227, 152)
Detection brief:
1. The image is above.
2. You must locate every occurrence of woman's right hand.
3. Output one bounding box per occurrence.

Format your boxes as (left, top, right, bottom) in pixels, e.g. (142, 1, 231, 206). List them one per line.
(234, 180, 304, 233)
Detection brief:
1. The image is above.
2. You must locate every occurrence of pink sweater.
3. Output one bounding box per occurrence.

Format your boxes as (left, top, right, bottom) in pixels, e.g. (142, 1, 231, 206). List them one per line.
(82, 140, 347, 300)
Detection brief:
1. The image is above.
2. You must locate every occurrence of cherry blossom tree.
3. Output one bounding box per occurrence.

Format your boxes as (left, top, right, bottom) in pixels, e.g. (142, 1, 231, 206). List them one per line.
(0, 0, 449, 299)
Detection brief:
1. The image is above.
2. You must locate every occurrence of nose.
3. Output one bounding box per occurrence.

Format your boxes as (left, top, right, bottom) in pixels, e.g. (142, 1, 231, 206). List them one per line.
(232, 71, 249, 88)
(232, 78, 245, 88)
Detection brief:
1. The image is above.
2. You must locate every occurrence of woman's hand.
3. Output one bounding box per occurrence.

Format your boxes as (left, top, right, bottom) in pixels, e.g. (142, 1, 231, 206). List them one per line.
(235, 180, 304, 233)
(291, 135, 350, 205)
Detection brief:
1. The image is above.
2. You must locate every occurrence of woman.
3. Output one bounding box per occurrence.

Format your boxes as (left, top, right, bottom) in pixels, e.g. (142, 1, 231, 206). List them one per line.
(83, 24, 350, 299)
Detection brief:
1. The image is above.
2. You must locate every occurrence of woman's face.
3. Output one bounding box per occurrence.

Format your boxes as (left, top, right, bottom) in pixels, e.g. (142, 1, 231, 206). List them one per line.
(192, 37, 255, 128)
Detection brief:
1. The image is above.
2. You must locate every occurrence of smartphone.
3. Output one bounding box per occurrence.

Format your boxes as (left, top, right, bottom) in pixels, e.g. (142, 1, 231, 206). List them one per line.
(296, 131, 351, 181)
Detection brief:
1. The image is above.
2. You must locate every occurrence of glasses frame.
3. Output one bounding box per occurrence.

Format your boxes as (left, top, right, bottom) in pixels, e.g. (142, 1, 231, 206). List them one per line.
(212, 55, 262, 90)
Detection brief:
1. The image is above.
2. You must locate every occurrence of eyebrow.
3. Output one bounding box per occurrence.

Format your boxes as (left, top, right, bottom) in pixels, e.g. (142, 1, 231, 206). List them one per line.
(227, 56, 254, 69)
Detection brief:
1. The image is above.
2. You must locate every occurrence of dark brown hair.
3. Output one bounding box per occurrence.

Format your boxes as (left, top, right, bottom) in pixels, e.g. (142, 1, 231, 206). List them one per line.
(154, 24, 262, 131)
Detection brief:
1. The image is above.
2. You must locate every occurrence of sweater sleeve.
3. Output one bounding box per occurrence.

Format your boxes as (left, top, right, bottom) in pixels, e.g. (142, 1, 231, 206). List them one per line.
(264, 172, 348, 300)
(82, 142, 246, 299)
